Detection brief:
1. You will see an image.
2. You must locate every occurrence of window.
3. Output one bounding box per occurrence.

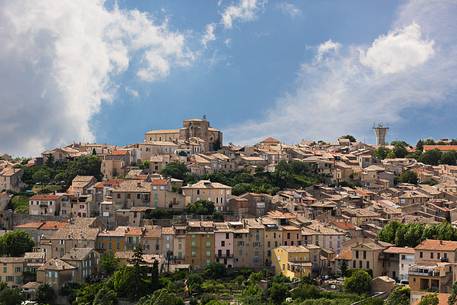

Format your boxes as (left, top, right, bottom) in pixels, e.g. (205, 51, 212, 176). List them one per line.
(127, 194, 131, 199)
(15, 267, 21, 273)
(363, 251, 366, 259)
(221, 241, 225, 247)
(137, 194, 141, 199)
(430, 253, 434, 259)
(420, 252, 423, 258)
(401, 255, 406, 260)
(366, 261, 370, 269)
(226, 233, 230, 239)
(356, 250, 359, 259)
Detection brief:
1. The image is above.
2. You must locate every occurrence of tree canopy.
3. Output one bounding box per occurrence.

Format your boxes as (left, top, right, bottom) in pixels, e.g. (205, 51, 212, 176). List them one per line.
(343, 269, 371, 294)
(0, 230, 34, 256)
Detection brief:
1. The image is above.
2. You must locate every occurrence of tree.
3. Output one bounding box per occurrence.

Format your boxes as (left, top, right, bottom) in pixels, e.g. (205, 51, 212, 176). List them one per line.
(0, 230, 34, 256)
(0, 287, 24, 305)
(32, 168, 52, 184)
(291, 284, 320, 300)
(340, 260, 348, 277)
(186, 200, 215, 215)
(392, 142, 408, 158)
(161, 162, 189, 180)
(341, 135, 356, 142)
(416, 140, 424, 152)
(137, 289, 184, 305)
(36, 283, 56, 305)
(386, 150, 396, 159)
(399, 170, 418, 184)
(418, 294, 439, 305)
(268, 282, 289, 304)
(93, 287, 118, 305)
(187, 273, 204, 294)
(441, 151, 457, 165)
(239, 284, 264, 305)
(378, 221, 401, 244)
(204, 262, 226, 279)
(385, 286, 410, 305)
(374, 147, 390, 160)
(419, 149, 442, 166)
(344, 269, 372, 294)
(100, 252, 120, 275)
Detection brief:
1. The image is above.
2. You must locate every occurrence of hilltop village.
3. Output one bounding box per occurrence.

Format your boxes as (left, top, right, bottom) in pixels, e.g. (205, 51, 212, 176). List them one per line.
(1, 118, 457, 304)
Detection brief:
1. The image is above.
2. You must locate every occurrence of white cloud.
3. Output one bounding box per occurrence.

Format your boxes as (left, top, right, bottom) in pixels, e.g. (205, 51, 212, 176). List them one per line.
(221, 0, 264, 29)
(316, 40, 341, 62)
(202, 23, 216, 47)
(226, 0, 457, 145)
(360, 23, 434, 74)
(277, 2, 301, 18)
(0, 0, 194, 156)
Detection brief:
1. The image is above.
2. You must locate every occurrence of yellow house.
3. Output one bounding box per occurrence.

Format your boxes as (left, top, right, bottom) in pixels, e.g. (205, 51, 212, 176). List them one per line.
(272, 246, 312, 279)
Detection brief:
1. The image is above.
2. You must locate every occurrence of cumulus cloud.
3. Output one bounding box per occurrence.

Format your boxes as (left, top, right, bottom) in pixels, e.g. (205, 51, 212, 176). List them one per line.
(221, 0, 264, 29)
(277, 2, 301, 18)
(360, 23, 434, 74)
(202, 23, 216, 47)
(0, 0, 193, 156)
(226, 0, 457, 145)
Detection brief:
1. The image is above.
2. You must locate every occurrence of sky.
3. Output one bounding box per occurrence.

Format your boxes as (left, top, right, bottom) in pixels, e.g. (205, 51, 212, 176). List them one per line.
(1, 0, 457, 157)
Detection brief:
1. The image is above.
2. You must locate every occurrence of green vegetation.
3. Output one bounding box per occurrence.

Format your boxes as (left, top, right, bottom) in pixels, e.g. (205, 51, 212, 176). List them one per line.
(36, 283, 56, 305)
(385, 286, 410, 305)
(9, 195, 29, 214)
(186, 200, 215, 215)
(0, 282, 24, 305)
(161, 160, 324, 196)
(418, 294, 439, 305)
(398, 170, 418, 184)
(0, 230, 34, 256)
(378, 221, 457, 247)
(449, 281, 457, 305)
(343, 269, 372, 294)
(340, 135, 356, 142)
(21, 155, 101, 191)
(100, 252, 120, 276)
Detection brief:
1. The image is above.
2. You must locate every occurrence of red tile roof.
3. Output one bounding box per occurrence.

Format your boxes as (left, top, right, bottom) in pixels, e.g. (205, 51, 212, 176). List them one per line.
(415, 239, 457, 251)
(423, 145, 457, 152)
(111, 150, 129, 156)
(152, 179, 168, 186)
(30, 194, 61, 201)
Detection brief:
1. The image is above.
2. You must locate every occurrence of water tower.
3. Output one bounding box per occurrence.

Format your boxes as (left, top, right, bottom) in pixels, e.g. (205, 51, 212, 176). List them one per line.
(373, 123, 389, 146)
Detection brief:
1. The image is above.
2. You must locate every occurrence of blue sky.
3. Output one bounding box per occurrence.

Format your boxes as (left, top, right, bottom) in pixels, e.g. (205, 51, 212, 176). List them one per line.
(1, 0, 457, 156)
(94, 0, 400, 145)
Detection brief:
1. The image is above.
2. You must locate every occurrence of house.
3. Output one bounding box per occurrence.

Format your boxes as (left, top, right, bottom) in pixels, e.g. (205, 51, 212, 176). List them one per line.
(272, 246, 312, 279)
(214, 222, 235, 268)
(111, 180, 151, 210)
(415, 239, 457, 263)
(349, 239, 389, 277)
(0, 166, 23, 192)
(184, 221, 215, 269)
(181, 180, 232, 211)
(29, 194, 64, 216)
(382, 246, 415, 282)
(37, 259, 77, 290)
(61, 248, 99, 282)
(0, 257, 25, 287)
(67, 176, 97, 195)
(151, 178, 185, 209)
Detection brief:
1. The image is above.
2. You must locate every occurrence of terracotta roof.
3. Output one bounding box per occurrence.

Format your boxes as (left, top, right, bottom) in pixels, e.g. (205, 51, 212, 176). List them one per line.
(152, 179, 168, 186)
(423, 145, 457, 152)
(261, 137, 281, 144)
(38, 258, 76, 271)
(336, 247, 352, 260)
(111, 150, 129, 156)
(415, 239, 457, 251)
(384, 246, 415, 254)
(39, 221, 68, 230)
(331, 221, 357, 230)
(15, 222, 44, 229)
(30, 194, 61, 201)
(61, 248, 93, 261)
